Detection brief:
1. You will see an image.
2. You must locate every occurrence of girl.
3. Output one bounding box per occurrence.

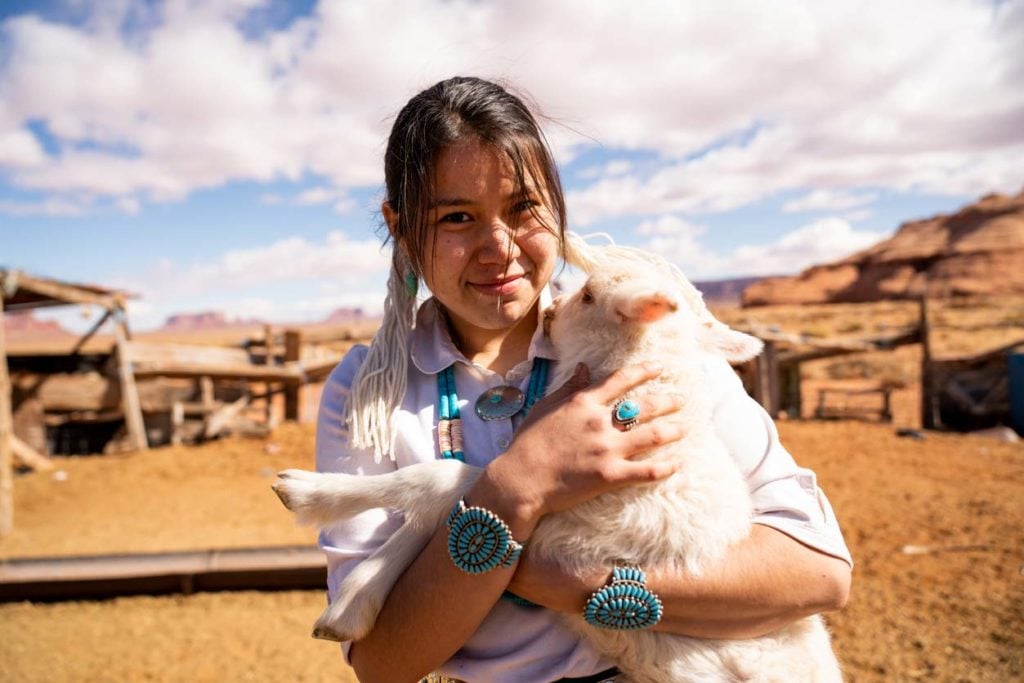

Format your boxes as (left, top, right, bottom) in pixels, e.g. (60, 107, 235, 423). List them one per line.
(316, 76, 852, 683)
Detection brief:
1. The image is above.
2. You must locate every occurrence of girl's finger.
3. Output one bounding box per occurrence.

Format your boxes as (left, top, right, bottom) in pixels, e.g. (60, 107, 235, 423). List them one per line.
(621, 420, 686, 456)
(603, 453, 679, 484)
(589, 362, 663, 404)
(621, 394, 683, 427)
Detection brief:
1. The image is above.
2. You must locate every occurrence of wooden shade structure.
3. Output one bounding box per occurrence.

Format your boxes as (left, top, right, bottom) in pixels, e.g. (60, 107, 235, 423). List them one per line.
(0, 269, 147, 535)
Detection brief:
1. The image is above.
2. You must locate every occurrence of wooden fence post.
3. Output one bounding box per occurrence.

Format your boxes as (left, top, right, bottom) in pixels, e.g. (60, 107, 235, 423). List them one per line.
(753, 341, 780, 417)
(284, 330, 302, 421)
(919, 297, 942, 429)
(112, 307, 148, 451)
(1, 295, 14, 534)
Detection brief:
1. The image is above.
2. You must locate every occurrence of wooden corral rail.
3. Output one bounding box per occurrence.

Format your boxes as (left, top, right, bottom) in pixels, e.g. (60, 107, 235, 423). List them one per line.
(735, 321, 921, 419)
(0, 545, 326, 602)
(119, 338, 344, 443)
(123, 341, 342, 383)
(815, 387, 894, 422)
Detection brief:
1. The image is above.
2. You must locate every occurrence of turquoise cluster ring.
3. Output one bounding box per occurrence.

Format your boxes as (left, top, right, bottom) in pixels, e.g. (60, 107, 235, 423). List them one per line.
(612, 398, 641, 431)
(446, 498, 523, 574)
(583, 565, 663, 630)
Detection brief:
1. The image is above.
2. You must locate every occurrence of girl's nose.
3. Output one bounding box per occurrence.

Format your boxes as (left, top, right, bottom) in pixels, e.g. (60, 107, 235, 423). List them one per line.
(478, 220, 520, 264)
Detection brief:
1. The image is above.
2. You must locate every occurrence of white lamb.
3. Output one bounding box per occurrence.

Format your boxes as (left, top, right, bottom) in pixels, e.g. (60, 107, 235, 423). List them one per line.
(274, 247, 842, 683)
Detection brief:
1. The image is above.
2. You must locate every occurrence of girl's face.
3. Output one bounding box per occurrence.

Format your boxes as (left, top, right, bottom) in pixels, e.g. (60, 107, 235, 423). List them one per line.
(413, 136, 560, 345)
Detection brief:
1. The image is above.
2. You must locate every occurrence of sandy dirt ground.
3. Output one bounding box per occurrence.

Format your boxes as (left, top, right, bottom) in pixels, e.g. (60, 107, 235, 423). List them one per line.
(1, 418, 1022, 682)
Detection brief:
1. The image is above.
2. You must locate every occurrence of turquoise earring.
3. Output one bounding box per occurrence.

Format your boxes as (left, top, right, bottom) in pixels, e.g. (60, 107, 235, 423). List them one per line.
(404, 271, 418, 297)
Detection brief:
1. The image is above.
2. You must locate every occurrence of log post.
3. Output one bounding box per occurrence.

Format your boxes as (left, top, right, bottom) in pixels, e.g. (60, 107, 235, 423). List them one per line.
(112, 307, 148, 451)
(284, 329, 302, 421)
(1, 294, 14, 534)
(780, 361, 802, 419)
(752, 341, 780, 417)
(263, 325, 275, 424)
(200, 376, 214, 409)
(919, 297, 942, 429)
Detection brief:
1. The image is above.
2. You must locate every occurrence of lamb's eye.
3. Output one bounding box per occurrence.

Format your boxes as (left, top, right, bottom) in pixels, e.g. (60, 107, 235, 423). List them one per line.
(581, 289, 594, 304)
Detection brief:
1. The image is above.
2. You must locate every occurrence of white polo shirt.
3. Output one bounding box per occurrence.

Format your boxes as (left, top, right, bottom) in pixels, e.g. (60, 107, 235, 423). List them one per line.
(316, 296, 852, 683)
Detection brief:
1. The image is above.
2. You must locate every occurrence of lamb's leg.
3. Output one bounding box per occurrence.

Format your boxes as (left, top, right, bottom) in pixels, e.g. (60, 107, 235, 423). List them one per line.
(313, 517, 436, 641)
(276, 460, 482, 641)
(273, 460, 480, 526)
(312, 465, 483, 641)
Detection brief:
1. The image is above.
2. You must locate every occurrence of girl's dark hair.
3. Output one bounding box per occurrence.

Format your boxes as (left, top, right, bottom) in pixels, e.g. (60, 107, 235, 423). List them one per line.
(383, 76, 567, 274)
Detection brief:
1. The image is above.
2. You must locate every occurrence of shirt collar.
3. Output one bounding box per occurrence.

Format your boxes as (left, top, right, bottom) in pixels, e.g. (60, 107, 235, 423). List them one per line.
(410, 287, 556, 375)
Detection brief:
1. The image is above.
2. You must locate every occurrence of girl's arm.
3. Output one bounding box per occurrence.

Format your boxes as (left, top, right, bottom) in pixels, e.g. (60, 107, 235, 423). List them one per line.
(508, 358, 852, 638)
(349, 363, 686, 683)
(508, 524, 850, 639)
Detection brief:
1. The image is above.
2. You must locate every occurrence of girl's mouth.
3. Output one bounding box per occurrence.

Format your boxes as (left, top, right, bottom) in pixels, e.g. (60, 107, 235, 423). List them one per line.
(471, 274, 525, 296)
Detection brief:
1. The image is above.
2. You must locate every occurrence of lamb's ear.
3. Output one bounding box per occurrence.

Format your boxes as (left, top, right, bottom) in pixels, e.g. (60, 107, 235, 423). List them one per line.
(616, 290, 678, 323)
(700, 322, 763, 362)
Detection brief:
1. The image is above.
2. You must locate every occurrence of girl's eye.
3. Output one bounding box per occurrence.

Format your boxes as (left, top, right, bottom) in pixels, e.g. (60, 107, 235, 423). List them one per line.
(513, 199, 540, 213)
(439, 211, 472, 225)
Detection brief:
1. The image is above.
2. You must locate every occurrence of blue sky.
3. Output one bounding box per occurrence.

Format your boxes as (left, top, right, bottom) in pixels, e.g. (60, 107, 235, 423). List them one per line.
(1, 0, 1022, 331)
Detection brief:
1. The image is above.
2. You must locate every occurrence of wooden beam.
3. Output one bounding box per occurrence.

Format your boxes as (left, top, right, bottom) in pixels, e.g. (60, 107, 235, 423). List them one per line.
(171, 402, 185, 446)
(920, 297, 941, 429)
(750, 341, 779, 416)
(70, 308, 113, 356)
(11, 435, 53, 472)
(262, 324, 275, 364)
(765, 341, 780, 417)
(123, 341, 251, 367)
(132, 362, 301, 382)
(113, 310, 148, 452)
(780, 362, 802, 419)
(200, 376, 214, 409)
(289, 356, 344, 383)
(6, 271, 118, 309)
(0, 295, 14, 534)
(204, 395, 251, 439)
(283, 330, 301, 421)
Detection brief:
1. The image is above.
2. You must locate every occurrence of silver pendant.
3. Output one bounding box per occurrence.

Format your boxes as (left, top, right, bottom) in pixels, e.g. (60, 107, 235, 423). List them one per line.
(475, 386, 525, 421)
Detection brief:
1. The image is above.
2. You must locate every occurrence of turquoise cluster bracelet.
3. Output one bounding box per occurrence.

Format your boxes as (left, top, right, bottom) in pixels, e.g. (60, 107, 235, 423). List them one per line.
(445, 498, 523, 574)
(583, 565, 663, 630)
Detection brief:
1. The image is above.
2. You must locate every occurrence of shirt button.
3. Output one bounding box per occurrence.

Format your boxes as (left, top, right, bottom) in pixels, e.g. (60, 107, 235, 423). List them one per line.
(497, 436, 511, 450)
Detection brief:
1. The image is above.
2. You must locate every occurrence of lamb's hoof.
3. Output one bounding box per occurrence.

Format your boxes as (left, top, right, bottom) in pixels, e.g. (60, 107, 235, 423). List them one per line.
(270, 481, 293, 509)
(311, 626, 345, 642)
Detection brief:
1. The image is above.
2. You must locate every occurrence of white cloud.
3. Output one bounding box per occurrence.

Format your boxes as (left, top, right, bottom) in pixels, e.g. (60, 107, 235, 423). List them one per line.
(632, 214, 727, 279)
(0, 0, 1020, 219)
(843, 208, 873, 223)
(0, 197, 89, 216)
(782, 189, 878, 213)
(294, 185, 355, 214)
(568, 126, 1024, 225)
(634, 214, 885, 279)
(98, 231, 392, 329)
(0, 128, 46, 168)
(188, 231, 389, 288)
(722, 217, 885, 276)
(578, 159, 635, 180)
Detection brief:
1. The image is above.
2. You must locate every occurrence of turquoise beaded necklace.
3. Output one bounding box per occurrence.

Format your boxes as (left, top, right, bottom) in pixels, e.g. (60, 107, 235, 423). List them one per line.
(437, 357, 550, 609)
(436, 358, 550, 461)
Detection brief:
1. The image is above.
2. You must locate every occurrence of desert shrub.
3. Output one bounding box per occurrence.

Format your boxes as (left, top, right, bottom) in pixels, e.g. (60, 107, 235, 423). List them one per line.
(826, 359, 873, 379)
(801, 325, 830, 339)
(999, 312, 1024, 327)
(839, 322, 864, 334)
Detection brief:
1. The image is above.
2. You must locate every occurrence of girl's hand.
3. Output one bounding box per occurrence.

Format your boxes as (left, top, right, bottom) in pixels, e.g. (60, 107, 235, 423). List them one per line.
(472, 362, 685, 536)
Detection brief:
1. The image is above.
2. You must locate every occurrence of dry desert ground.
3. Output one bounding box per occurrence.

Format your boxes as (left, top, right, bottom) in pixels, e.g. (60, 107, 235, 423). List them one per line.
(2, 296, 1023, 682)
